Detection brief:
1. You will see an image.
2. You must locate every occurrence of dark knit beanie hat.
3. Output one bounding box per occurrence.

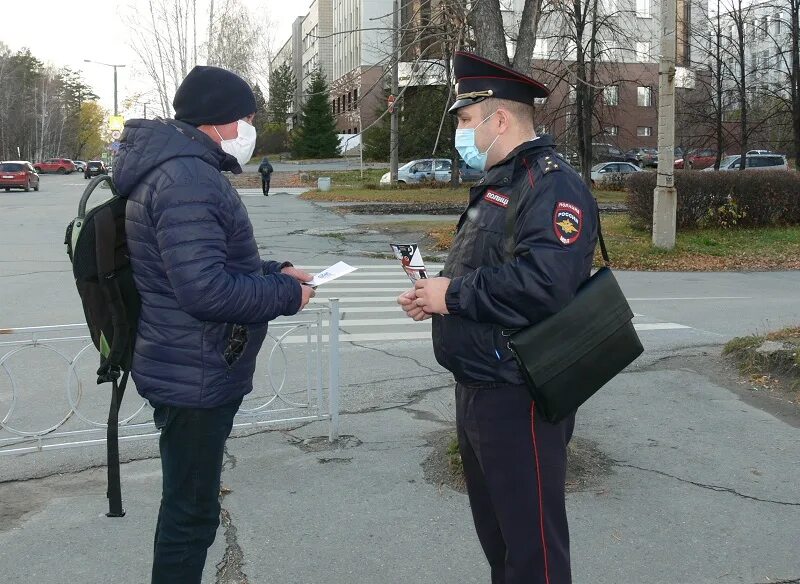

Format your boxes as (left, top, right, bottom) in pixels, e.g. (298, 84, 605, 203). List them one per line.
(173, 65, 256, 126)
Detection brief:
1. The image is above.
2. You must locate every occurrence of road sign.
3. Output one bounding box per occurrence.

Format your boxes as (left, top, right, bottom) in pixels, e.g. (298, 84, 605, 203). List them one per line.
(108, 116, 125, 132)
(111, 130, 121, 140)
(387, 94, 396, 113)
(109, 141, 121, 153)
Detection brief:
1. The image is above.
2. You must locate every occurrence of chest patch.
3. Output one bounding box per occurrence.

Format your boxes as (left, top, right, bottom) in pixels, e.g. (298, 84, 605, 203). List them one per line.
(483, 190, 509, 208)
(553, 202, 583, 245)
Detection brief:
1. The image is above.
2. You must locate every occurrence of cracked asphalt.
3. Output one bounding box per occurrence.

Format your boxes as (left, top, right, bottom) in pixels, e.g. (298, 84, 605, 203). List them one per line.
(0, 175, 799, 583)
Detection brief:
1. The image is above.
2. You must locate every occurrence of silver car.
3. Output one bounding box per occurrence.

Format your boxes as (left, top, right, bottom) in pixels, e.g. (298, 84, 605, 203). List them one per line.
(590, 161, 642, 185)
(380, 158, 453, 184)
(702, 154, 788, 171)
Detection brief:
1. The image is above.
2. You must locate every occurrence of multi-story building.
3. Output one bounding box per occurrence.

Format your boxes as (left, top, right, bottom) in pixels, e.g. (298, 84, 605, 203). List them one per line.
(272, 0, 711, 151)
(271, 0, 391, 135)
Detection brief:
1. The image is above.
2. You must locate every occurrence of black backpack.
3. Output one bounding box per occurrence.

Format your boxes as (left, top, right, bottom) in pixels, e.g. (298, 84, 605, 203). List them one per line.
(64, 174, 141, 517)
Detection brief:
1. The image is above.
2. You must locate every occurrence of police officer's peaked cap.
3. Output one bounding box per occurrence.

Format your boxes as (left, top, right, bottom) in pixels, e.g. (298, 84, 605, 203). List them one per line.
(449, 51, 549, 114)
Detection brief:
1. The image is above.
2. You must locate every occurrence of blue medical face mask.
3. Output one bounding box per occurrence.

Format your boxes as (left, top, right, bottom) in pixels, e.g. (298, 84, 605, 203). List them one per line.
(455, 111, 500, 171)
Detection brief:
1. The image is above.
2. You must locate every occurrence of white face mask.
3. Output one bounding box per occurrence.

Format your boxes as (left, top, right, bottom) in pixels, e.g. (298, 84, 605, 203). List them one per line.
(214, 119, 257, 166)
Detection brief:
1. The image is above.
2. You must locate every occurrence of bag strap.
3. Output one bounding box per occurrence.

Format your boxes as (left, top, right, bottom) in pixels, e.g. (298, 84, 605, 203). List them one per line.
(105, 371, 128, 517)
(503, 168, 609, 266)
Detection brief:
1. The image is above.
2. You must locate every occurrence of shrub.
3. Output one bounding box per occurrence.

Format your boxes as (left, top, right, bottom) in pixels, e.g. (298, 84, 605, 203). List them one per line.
(627, 170, 800, 230)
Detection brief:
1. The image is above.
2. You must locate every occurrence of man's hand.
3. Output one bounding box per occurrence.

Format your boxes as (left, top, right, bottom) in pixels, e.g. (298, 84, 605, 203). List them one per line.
(413, 277, 451, 315)
(281, 266, 315, 311)
(298, 283, 315, 310)
(397, 289, 432, 321)
(281, 266, 313, 284)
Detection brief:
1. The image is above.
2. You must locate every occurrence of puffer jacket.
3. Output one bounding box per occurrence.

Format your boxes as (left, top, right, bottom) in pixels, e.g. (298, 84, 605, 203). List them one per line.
(113, 118, 301, 408)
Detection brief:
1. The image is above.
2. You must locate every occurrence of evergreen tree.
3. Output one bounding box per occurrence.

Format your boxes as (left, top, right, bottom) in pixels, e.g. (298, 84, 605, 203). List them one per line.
(291, 69, 340, 159)
(363, 86, 454, 161)
(267, 62, 295, 124)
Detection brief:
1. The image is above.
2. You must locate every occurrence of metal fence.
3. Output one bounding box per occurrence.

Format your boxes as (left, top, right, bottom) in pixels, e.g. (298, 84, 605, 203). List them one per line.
(0, 299, 341, 456)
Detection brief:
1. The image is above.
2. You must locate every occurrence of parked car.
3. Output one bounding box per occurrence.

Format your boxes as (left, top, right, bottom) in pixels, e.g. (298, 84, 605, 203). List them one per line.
(72, 160, 87, 172)
(674, 148, 721, 170)
(745, 149, 772, 156)
(380, 158, 454, 185)
(0, 161, 40, 192)
(590, 161, 642, 185)
(34, 158, 76, 174)
(701, 154, 788, 171)
(84, 160, 108, 179)
(625, 147, 658, 168)
(457, 159, 485, 183)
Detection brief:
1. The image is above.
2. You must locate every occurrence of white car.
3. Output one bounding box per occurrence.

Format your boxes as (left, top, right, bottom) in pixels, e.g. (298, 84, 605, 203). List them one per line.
(702, 154, 788, 171)
(380, 158, 454, 185)
(590, 161, 642, 185)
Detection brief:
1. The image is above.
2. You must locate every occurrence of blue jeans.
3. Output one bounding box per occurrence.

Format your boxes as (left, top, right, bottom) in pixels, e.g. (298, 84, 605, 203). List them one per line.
(150, 397, 242, 584)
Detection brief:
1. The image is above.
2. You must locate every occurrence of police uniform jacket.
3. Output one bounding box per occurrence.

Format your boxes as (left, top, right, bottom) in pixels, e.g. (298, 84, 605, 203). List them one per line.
(432, 134, 598, 385)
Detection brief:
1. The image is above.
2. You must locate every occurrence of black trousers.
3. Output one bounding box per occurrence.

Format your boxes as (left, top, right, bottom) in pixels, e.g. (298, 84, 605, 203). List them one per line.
(261, 174, 271, 195)
(456, 382, 575, 584)
(150, 397, 242, 584)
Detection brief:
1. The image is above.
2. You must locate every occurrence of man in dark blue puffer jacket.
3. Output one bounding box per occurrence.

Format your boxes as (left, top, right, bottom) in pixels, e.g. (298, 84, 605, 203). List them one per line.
(113, 65, 315, 583)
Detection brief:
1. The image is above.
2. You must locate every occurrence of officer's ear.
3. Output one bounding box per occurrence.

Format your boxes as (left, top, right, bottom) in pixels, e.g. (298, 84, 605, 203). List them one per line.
(495, 107, 512, 134)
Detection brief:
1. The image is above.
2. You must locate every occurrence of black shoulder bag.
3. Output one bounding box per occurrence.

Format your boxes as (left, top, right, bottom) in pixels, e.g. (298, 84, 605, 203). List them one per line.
(504, 196, 643, 423)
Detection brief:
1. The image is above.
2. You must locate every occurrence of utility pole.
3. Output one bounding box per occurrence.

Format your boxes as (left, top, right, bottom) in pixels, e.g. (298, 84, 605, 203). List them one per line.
(84, 60, 126, 117)
(653, 0, 677, 249)
(390, 0, 400, 184)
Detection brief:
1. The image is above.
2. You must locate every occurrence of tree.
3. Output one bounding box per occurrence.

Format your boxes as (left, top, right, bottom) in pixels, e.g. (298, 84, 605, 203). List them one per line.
(74, 101, 107, 160)
(291, 69, 340, 159)
(268, 62, 296, 124)
(364, 85, 454, 161)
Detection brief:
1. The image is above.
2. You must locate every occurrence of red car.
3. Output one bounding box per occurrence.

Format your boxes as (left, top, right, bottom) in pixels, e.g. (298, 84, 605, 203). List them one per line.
(674, 149, 721, 170)
(34, 157, 76, 174)
(0, 161, 40, 192)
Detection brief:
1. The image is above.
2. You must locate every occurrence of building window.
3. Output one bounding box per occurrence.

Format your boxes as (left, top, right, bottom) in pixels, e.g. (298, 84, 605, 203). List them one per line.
(534, 38, 549, 58)
(760, 15, 768, 39)
(637, 86, 653, 106)
(637, 126, 652, 137)
(636, 41, 651, 62)
(353, 88, 358, 104)
(636, 0, 651, 18)
(604, 125, 619, 136)
(603, 85, 619, 106)
(568, 86, 577, 103)
(772, 13, 782, 36)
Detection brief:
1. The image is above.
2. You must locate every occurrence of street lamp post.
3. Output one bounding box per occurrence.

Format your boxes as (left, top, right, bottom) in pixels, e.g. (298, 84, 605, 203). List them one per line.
(84, 60, 126, 116)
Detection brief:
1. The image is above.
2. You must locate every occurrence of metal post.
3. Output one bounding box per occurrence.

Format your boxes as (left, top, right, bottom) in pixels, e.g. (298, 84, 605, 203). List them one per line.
(390, 0, 399, 184)
(143, 102, 148, 119)
(653, 0, 678, 249)
(359, 118, 364, 180)
(327, 298, 340, 442)
(113, 66, 119, 117)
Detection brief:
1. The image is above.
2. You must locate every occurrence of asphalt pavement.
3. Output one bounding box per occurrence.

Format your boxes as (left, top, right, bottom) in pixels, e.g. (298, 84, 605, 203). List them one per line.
(0, 173, 798, 584)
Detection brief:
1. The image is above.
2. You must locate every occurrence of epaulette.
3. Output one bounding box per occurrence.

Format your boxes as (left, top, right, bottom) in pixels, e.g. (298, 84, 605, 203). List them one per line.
(536, 153, 563, 175)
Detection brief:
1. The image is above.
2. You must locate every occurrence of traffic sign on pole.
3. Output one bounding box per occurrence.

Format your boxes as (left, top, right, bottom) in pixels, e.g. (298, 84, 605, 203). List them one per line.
(387, 94, 396, 113)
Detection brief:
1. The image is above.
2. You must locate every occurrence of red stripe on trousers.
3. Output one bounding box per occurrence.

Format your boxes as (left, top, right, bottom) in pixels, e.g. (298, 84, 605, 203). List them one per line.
(530, 401, 551, 584)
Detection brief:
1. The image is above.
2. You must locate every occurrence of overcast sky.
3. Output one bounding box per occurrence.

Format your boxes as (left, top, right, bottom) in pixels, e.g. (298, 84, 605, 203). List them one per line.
(2, 0, 311, 117)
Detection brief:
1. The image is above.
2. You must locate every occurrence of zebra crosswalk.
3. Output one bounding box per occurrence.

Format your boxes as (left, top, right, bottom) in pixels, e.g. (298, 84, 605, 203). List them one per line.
(274, 264, 692, 344)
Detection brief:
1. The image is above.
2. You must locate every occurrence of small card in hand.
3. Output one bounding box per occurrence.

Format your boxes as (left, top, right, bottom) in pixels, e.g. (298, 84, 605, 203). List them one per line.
(390, 243, 427, 283)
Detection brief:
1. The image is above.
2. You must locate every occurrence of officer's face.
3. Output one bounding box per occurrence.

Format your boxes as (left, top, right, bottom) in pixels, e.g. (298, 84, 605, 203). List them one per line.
(456, 103, 498, 153)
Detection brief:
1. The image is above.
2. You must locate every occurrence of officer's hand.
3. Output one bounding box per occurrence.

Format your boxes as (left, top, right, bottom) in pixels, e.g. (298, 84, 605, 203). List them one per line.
(298, 283, 315, 311)
(413, 277, 451, 315)
(281, 266, 313, 283)
(397, 289, 432, 321)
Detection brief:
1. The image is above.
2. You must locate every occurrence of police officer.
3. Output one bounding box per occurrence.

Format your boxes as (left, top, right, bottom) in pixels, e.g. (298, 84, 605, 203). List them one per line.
(398, 51, 598, 584)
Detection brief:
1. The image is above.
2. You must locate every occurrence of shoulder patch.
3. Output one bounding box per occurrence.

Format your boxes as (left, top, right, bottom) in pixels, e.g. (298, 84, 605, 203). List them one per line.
(553, 202, 583, 245)
(537, 153, 563, 175)
(483, 190, 509, 208)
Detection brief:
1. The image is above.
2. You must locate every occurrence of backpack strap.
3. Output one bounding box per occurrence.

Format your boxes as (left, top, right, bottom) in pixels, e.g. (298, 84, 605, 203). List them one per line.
(94, 205, 134, 380)
(106, 371, 128, 517)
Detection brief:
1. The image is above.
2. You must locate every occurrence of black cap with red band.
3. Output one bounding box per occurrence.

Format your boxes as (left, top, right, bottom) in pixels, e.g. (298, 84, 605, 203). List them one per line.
(448, 51, 550, 114)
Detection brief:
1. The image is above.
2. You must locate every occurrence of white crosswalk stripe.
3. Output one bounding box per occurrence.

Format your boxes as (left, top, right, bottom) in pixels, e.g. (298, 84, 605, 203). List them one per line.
(272, 263, 695, 344)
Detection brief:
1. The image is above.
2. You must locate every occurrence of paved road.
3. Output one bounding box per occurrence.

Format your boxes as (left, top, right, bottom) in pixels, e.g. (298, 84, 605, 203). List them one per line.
(1, 174, 799, 584)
